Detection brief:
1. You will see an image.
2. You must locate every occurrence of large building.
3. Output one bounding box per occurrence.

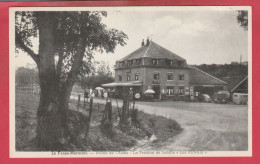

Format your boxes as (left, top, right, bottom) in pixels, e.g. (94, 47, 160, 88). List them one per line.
(103, 39, 227, 100)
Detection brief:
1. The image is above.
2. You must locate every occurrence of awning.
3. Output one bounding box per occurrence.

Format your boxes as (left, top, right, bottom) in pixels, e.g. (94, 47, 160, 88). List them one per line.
(95, 87, 104, 90)
(144, 89, 155, 94)
(102, 81, 142, 87)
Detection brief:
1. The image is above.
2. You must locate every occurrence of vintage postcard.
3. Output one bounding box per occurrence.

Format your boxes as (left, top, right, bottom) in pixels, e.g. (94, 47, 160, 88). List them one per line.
(9, 6, 252, 158)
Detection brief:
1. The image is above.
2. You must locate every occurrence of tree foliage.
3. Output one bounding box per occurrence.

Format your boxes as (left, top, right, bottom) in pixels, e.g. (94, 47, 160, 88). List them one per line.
(81, 61, 114, 89)
(15, 11, 128, 81)
(81, 75, 114, 90)
(96, 61, 113, 76)
(192, 63, 248, 77)
(237, 10, 248, 31)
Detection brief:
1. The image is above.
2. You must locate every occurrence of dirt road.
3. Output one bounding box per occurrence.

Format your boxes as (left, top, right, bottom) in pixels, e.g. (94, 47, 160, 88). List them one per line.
(88, 97, 248, 151)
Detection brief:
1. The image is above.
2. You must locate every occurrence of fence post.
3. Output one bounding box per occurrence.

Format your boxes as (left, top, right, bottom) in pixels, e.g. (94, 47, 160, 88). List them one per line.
(89, 97, 93, 117)
(84, 96, 86, 108)
(78, 95, 81, 107)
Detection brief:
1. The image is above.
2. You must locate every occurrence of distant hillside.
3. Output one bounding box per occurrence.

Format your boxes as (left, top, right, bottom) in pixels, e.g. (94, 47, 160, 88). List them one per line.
(190, 64, 248, 78)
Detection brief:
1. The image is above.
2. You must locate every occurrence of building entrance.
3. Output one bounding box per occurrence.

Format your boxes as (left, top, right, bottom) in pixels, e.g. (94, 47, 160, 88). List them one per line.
(153, 86, 161, 99)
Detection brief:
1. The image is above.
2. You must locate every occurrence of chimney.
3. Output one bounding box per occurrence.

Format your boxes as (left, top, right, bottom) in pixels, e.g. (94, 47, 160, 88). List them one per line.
(141, 39, 144, 46)
(146, 37, 150, 46)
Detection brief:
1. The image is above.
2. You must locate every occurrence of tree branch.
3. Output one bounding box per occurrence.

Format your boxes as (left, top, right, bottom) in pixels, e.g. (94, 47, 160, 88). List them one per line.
(66, 45, 85, 86)
(15, 31, 40, 65)
(62, 13, 87, 89)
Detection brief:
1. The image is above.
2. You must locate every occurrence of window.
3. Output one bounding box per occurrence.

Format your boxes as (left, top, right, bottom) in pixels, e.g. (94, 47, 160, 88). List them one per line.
(179, 86, 184, 95)
(135, 59, 141, 65)
(118, 75, 122, 81)
(154, 73, 159, 80)
(152, 59, 159, 66)
(127, 73, 131, 81)
(177, 61, 184, 67)
(167, 60, 173, 66)
(166, 86, 174, 95)
(119, 61, 124, 67)
(167, 73, 174, 80)
(127, 60, 133, 66)
(135, 73, 139, 81)
(179, 74, 184, 80)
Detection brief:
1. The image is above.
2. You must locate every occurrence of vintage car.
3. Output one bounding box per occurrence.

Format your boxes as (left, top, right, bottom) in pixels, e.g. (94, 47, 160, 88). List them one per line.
(213, 91, 230, 104)
(201, 94, 212, 102)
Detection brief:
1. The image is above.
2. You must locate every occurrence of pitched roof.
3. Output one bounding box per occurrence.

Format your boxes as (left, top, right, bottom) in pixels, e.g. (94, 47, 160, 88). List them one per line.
(219, 76, 248, 92)
(230, 76, 248, 92)
(189, 67, 227, 86)
(119, 41, 185, 61)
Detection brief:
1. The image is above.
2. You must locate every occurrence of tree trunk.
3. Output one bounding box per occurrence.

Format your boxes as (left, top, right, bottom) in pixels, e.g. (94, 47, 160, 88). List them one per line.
(36, 12, 67, 150)
(35, 12, 86, 150)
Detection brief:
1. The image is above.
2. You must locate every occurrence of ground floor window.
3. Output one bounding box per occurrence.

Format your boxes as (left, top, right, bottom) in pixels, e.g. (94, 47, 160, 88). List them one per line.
(179, 86, 184, 95)
(166, 86, 174, 95)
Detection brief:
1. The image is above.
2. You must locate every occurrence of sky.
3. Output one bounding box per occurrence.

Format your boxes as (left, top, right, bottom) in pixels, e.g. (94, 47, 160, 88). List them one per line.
(15, 7, 249, 70)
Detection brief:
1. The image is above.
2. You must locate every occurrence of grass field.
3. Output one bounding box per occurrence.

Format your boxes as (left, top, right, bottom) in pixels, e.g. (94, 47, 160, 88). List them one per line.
(15, 90, 182, 151)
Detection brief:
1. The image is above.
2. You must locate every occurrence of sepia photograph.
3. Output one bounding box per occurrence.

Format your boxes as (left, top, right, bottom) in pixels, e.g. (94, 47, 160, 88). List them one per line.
(9, 6, 251, 157)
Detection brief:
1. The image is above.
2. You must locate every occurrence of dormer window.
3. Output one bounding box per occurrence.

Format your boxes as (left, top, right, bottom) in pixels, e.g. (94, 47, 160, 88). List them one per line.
(135, 59, 141, 65)
(119, 61, 124, 67)
(152, 59, 159, 66)
(177, 61, 184, 67)
(127, 60, 133, 66)
(166, 60, 173, 66)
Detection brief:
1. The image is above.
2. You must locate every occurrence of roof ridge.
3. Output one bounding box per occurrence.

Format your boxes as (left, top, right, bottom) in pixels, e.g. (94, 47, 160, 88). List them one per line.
(190, 67, 227, 84)
(119, 41, 185, 61)
(151, 41, 185, 60)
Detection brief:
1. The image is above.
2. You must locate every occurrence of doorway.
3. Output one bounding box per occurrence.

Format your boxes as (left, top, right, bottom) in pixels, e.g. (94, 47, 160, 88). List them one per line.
(153, 86, 161, 99)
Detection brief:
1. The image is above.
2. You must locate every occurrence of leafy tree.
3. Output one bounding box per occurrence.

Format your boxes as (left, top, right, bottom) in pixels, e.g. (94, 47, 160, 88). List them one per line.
(81, 61, 114, 89)
(96, 61, 113, 76)
(237, 10, 248, 31)
(192, 63, 248, 77)
(15, 11, 127, 150)
(81, 75, 114, 90)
